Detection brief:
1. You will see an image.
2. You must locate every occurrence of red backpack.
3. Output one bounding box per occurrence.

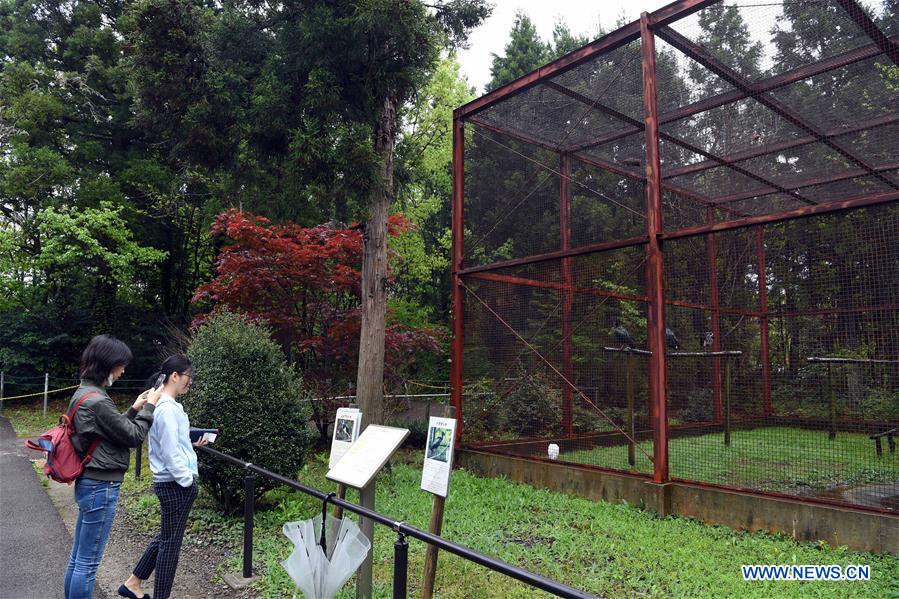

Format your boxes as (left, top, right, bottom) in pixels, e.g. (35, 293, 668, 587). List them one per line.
(25, 391, 102, 484)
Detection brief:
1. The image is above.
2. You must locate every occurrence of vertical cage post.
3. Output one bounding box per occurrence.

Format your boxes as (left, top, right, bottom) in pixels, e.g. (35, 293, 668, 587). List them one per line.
(706, 207, 723, 422)
(640, 12, 669, 483)
(757, 226, 773, 417)
(451, 117, 465, 441)
(560, 152, 574, 436)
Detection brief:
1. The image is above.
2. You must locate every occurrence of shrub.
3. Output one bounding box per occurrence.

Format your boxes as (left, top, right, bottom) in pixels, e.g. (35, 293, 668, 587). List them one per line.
(859, 388, 899, 421)
(184, 312, 314, 513)
(385, 418, 429, 449)
(459, 379, 506, 443)
(680, 388, 714, 423)
(504, 364, 562, 438)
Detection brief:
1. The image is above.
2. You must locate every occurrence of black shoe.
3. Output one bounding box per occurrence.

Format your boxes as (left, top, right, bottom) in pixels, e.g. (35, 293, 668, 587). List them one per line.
(118, 584, 151, 599)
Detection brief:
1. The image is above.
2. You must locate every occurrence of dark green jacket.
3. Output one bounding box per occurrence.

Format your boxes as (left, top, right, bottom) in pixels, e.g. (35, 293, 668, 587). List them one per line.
(68, 382, 156, 482)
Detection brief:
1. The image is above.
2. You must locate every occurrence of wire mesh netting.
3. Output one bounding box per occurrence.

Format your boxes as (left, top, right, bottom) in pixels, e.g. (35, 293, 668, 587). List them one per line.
(455, 0, 898, 514)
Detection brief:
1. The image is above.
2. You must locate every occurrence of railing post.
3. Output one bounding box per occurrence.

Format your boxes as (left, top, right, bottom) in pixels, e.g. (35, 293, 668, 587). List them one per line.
(0, 371, 4, 414)
(135, 442, 142, 480)
(43, 373, 49, 417)
(393, 530, 408, 599)
(243, 470, 255, 578)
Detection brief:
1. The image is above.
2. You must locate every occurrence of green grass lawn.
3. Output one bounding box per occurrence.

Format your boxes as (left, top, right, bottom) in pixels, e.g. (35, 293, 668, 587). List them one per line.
(244, 453, 899, 598)
(2, 392, 137, 438)
(2, 396, 70, 437)
(563, 427, 899, 496)
(6, 406, 898, 598)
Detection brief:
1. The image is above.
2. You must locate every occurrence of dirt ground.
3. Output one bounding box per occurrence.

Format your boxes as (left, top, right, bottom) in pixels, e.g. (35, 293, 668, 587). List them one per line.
(44, 473, 255, 599)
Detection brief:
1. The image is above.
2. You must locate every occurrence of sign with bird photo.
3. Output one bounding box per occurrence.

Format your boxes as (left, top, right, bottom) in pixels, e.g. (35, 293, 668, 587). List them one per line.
(329, 407, 362, 468)
(421, 417, 457, 497)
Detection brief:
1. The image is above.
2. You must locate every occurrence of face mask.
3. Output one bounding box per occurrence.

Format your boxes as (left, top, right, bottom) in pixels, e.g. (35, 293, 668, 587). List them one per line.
(105, 373, 115, 387)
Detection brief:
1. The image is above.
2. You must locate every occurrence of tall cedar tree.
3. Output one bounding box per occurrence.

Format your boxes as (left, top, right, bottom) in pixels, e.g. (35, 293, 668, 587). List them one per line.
(125, 0, 490, 425)
(289, 0, 490, 427)
(486, 13, 594, 92)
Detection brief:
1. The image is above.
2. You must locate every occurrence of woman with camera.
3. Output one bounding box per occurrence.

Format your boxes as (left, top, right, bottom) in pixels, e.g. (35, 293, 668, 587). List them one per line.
(65, 335, 161, 599)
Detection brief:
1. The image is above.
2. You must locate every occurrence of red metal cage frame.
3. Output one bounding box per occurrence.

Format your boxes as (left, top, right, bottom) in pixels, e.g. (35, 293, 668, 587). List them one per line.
(450, 0, 899, 511)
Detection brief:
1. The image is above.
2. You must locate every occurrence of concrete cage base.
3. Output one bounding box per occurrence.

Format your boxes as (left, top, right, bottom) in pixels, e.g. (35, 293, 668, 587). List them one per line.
(457, 449, 899, 555)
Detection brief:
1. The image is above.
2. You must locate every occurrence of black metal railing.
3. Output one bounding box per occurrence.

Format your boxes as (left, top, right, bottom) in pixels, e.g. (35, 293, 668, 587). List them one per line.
(197, 445, 597, 599)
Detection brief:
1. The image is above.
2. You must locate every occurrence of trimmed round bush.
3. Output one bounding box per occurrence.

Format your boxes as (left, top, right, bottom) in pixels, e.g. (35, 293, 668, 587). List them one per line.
(185, 311, 313, 513)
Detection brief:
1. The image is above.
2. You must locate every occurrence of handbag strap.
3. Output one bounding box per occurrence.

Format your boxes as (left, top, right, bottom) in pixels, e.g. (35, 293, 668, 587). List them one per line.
(82, 435, 103, 464)
(66, 390, 100, 420)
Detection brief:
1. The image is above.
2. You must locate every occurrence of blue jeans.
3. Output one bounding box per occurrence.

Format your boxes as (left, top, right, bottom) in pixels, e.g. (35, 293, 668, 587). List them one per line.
(64, 477, 121, 599)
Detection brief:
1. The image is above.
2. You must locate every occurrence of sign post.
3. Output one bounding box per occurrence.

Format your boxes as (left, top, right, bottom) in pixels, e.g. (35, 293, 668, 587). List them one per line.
(326, 424, 409, 599)
(420, 411, 457, 599)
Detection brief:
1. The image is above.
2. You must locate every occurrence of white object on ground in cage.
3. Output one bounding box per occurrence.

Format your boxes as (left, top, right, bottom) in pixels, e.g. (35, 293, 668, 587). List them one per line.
(548, 443, 559, 460)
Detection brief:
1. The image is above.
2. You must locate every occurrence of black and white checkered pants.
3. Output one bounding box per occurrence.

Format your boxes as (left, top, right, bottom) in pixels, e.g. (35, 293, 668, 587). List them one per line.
(133, 480, 198, 599)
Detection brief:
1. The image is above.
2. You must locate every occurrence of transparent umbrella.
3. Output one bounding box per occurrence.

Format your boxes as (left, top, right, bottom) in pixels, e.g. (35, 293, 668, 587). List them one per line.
(281, 496, 371, 599)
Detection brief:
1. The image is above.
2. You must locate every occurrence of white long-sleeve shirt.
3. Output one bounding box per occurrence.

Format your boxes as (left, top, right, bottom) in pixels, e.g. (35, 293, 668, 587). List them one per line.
(148, 393, 198, 487)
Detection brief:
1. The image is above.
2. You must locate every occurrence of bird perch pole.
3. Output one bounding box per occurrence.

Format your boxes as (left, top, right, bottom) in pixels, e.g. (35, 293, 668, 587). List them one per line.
(626, 351, 636, 467)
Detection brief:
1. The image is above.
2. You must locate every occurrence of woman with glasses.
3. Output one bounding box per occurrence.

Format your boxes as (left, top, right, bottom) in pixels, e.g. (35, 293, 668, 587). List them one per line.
(118, 354, 208, 599)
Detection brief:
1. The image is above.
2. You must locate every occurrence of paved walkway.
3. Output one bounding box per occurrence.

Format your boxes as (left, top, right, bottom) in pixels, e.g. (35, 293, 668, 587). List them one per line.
(0, 416, 109, 599)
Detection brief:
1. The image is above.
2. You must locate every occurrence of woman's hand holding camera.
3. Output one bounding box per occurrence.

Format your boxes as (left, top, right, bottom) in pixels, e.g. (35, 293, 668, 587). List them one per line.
(132, 386, 163, 410)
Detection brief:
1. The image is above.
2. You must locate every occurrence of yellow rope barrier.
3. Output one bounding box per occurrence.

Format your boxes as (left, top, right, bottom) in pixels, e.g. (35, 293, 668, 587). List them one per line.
(406, 380, 450, 390)
(0, 384, 79, 402)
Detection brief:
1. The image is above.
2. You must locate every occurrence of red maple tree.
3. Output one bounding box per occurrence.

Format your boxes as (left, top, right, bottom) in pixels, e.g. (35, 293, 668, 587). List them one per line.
(192, 209, 442, 438)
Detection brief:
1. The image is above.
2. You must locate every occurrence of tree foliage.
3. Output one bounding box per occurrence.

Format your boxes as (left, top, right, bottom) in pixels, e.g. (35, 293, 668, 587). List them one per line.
(192, 209, 442, 439)
(185, 311, 314, 513)
(486, 13, 596, 92)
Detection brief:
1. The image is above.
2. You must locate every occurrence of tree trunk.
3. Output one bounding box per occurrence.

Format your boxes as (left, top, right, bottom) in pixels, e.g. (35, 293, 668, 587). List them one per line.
(91, 270, 117, 336)
(355, 93, 396, 429)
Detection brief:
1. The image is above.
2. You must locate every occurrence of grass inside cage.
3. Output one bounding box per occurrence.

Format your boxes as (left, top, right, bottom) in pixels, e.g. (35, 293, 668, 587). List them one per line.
(559, 427, 899, 496)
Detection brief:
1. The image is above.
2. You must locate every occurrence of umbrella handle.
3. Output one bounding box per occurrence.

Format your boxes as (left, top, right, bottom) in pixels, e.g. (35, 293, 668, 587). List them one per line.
(320, 492, 337, 553)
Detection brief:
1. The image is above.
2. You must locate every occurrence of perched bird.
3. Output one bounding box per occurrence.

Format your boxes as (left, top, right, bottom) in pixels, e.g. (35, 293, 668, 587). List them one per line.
(666, 327, 680, 350)
(701, 331, 714, 348)
(548, 443, 560, 460)
(613, 320, 634, 348)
